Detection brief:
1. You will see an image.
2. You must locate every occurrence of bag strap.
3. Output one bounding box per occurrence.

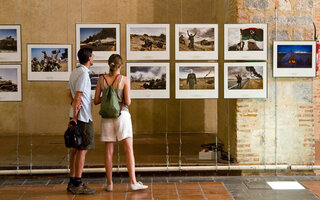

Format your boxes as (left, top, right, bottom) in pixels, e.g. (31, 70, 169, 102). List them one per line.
(103, 74, 120, 87)
(118, 75, 123, 115)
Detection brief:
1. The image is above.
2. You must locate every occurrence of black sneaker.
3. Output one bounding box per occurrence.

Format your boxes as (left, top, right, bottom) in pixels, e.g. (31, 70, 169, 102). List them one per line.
(70, 183, 95, 195)
(67, 182, 74, 193)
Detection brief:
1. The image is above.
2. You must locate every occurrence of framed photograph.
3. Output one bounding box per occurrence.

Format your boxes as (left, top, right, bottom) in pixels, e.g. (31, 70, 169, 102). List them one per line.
(175, 24, 218, 60)
(175, 63, 218, 99)
(126, 24, 170, 60)
(27, 44, 72, 81)
(89, 63, 109, 98)
(224, 62, 267, 99)
(0, 65, 21, 101)
(273, 41, 316, 77)
(126, 63, 170, 99)
(224, 24, 267, 60)
(0, 25, 21, 62)
(76, 23, 120, 61)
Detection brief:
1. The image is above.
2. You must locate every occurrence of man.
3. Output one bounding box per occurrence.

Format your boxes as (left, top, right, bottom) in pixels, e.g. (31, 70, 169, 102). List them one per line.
(187, 30, 197, 49)
(186, 69, 197, 89)
(67, 48, 95, 195)
(235, 73, 242, 89)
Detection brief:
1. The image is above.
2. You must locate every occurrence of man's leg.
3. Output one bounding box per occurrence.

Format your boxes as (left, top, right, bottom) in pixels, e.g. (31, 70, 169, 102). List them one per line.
(75, 149, 88, 178)
(70, 148, 77, 177)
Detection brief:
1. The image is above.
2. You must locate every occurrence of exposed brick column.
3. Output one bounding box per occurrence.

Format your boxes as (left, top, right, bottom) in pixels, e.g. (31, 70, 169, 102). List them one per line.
(313, 0, 320, 168)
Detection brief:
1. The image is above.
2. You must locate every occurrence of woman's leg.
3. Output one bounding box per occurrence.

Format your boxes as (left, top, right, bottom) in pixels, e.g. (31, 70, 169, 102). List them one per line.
(105, 142, 114, 186)
(122, 138, 137, 184)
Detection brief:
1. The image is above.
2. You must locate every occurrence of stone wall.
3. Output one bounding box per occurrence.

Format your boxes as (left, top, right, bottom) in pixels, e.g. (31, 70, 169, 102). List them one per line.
(236, 0, 315, 165)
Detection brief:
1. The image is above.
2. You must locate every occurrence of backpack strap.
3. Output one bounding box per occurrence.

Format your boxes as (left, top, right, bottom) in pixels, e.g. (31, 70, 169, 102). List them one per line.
(111, 74, 121, 86)
(103, 74, 121, 87)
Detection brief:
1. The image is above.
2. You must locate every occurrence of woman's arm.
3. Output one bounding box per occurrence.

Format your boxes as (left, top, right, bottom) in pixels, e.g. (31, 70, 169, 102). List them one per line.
(123, 76, 131, 106)
(94, 75, 103, 105)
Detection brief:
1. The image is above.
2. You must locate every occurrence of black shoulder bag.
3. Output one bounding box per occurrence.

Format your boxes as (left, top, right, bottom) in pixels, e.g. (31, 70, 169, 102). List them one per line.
(64, 121, 83, 148)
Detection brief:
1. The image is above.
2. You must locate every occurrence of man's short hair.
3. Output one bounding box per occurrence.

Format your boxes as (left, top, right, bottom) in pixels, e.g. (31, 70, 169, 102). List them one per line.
(78, 48, 92, 64)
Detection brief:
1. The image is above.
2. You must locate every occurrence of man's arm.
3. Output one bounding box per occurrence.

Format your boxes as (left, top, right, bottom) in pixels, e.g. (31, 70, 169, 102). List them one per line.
(67, 89, 73, 105)
(71, 91, 82, 123)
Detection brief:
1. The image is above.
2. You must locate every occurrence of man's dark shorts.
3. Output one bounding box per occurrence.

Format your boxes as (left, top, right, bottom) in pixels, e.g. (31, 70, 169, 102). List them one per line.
(76, 120, 94, 150)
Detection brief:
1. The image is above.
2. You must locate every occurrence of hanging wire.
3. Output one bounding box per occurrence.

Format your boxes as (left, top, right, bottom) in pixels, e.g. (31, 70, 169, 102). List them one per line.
(116, 0, 120, 173)
(15, 0, 20, 174)
(275, 5, 278, 176)
(166, 101, 169, 170)
(178, 0, 183, 171)
(179, 100, 182, 170)
(165, 0, 170, 171)
(66, 0, 70, 172)
(29, 0, 33, 175)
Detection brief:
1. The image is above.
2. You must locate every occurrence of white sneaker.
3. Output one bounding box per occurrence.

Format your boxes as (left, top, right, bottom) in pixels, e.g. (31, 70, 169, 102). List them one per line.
(130, 181, 148, 191)
(105, 184, 113, 192)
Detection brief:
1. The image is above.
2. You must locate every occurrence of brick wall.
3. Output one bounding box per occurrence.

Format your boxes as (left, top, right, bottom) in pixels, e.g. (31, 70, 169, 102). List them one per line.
(236, 0, 315, 165)
(313, 0, 320, 165)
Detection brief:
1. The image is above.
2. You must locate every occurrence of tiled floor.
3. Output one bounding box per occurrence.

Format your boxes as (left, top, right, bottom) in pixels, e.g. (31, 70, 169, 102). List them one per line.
(0, 182, 232, 200)
(2, 176, 320, 199)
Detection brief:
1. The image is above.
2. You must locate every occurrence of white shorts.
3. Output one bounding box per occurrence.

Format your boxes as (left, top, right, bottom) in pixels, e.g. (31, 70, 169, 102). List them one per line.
(100, 111, 133, 142)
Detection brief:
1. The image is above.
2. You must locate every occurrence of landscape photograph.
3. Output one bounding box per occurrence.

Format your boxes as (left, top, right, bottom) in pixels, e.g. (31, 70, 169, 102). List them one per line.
(80, 28, 116, 51)
(228, 65, 263, 90)
(130, 66, 166, 90)
(31, 48, 69, 72)
(277, 45, 312, 68)
(130, 27, 166, 51)
(0, 68, 18, 92)
(0, 29, 17, 53)
(178, 27, 215, 51)
(179, 66, 215, 90)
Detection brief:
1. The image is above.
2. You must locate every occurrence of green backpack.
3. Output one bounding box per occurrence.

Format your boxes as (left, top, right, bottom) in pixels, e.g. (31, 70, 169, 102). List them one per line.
(99, 74, 123, 118)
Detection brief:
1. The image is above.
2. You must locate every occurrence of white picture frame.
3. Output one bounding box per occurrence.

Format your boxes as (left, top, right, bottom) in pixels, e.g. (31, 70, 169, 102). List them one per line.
(0, 64, 21, 101)
(0, 25, 21, 62)
(27, 44, 72, 81)
(175, 63, 218, 99)
(224, 62, 267, 99)
(273, 41, 316, 77)
(126, 62, 170, 99)
(126, 24, 170, 60)
(89, 62, 109, 99)
(175, 24, 218, 60)
(224, 24, 268, 60)
(76, 23, 120, 61)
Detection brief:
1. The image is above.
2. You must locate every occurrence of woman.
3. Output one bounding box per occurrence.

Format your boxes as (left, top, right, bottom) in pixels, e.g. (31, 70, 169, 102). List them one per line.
(94, 54, 148, 192)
